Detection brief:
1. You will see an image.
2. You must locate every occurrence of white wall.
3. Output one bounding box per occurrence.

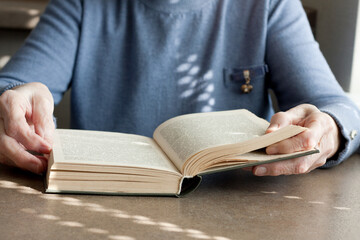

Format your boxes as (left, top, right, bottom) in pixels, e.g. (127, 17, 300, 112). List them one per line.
(302, 0, 360, 92)
(350, 2, 360, 94)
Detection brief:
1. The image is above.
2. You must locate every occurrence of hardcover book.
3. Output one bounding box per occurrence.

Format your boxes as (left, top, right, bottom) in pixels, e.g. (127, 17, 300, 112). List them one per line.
(45, 109, 318, 196)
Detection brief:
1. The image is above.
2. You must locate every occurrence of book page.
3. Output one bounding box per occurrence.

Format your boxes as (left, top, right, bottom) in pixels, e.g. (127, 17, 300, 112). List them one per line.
(199, 149, 319, 175)
(153, 110, 269, 171)
(53, 129, 180, 174)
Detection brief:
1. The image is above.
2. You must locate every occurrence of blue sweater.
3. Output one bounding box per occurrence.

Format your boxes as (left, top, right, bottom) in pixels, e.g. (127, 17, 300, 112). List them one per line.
(0, 0, 359, 167)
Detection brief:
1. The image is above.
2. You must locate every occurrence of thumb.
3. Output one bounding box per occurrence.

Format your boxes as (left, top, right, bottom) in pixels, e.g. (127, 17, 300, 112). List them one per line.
(266, 104, 320, 134)
(13, 82, 55, 149)
(266, 112, 293, 134)
(31, 90, 55, 146)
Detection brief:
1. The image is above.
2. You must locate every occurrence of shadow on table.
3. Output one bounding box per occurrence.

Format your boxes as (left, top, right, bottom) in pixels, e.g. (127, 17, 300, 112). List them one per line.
(0, 155, 359, 240)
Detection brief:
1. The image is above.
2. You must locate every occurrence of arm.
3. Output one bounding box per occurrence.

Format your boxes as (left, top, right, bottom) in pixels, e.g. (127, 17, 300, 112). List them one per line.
(0, 0, 82, 103)
(0, 0, 82, 173)
(253, 0, 360, 175)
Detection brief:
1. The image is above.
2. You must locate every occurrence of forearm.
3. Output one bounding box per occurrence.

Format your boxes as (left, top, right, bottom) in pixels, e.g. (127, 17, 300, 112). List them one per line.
(266, 0, 360, 166)
(0, 0, 82, 103)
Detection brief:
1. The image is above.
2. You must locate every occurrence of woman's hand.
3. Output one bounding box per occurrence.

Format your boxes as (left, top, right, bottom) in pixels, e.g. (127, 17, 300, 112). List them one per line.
(0, 82, 55, 174)
(253, 104, 341, 176)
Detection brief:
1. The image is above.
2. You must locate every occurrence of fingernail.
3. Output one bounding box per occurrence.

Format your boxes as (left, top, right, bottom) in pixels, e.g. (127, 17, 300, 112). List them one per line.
(267, 146, 278, 154)
(40, 144, 51, 154)
(266, 125, 279, 133)
(255, 167, 267, 176)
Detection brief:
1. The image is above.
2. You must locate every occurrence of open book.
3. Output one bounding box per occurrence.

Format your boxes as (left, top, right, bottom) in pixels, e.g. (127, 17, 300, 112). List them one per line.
(45, 109, 318, 196)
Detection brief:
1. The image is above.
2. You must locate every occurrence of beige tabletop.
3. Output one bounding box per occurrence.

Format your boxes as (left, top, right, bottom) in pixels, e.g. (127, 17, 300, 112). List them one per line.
(1, 154, 359, 240)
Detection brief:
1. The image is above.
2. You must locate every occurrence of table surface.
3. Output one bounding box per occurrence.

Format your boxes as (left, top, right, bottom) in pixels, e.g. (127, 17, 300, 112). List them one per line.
(1, 154, 359, 240)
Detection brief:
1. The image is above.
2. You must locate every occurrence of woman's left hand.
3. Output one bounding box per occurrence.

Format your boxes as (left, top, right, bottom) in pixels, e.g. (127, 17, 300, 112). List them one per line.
(252, 104, 341, 176)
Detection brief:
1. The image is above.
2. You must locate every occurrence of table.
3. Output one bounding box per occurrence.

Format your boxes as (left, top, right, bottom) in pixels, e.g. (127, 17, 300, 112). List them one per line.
(1, 154, 359, 240)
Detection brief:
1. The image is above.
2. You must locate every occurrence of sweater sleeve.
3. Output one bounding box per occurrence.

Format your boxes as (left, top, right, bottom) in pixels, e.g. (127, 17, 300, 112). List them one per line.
(0, 0, 82, 104)
(265, 0, 360, 167)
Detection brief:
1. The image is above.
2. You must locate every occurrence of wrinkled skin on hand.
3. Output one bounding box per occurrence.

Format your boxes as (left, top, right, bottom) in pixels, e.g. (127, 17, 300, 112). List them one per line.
(252, 104, 341, 176)
(0, 82, 55, 174)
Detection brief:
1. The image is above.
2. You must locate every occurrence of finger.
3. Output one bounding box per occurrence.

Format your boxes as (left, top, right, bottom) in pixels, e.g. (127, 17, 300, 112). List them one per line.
(266, 112, 327, 154)
(3, 112, 52, 154)
(0, 91, 51, 153)
(266, 104, 320, 134)
(266, 111, 293, 133)
(286, 104, 320, 119)
(266, 106, 324, 154)
(31, 94, 55, 146)
(266, 129, 321, 154)
(253, 154, 325, 176)
(242, 167, 253, 172)
(0, 133, 47, 174)
(0, 153, 16, 167)
(42, 121, 55, 146)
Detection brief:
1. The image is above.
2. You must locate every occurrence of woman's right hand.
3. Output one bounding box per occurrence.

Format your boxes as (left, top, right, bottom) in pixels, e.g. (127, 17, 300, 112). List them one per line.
(0, 82, 55, 174)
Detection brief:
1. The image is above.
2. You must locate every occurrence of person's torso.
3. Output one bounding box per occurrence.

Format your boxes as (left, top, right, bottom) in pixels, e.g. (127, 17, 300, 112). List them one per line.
(71, 0, 273, 136)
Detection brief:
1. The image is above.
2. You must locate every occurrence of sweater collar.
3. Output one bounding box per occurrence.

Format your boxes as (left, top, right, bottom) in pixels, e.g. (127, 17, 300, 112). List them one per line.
(139, 0, 214, 13)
